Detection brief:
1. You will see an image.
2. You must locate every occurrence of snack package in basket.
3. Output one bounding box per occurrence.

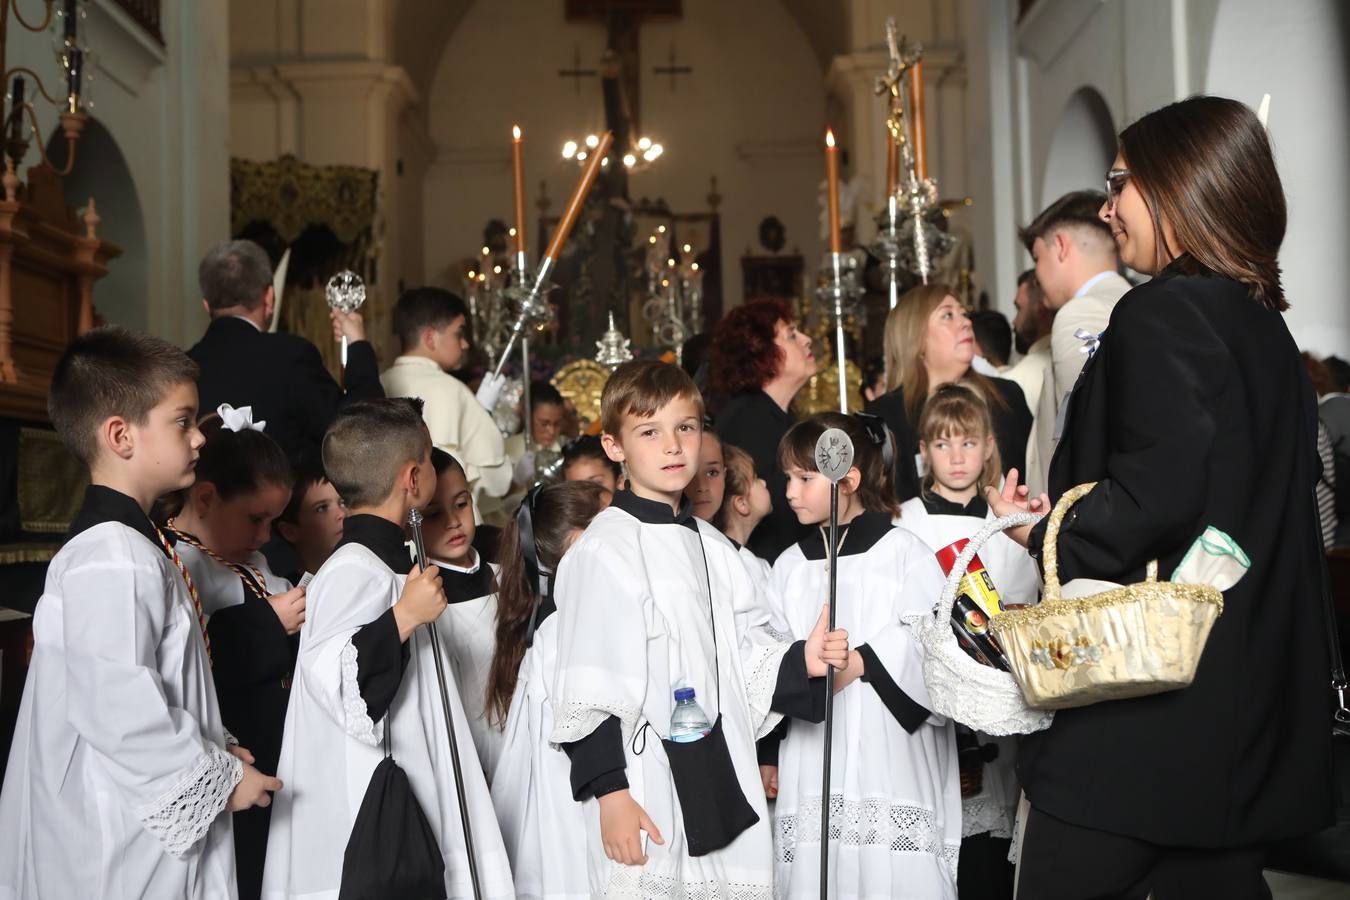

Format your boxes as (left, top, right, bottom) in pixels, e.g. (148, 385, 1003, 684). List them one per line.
(935, 539, 1013, 671)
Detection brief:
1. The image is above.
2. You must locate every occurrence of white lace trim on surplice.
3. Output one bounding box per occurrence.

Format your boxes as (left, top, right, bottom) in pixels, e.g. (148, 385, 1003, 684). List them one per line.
(775, 795, 961, 882)
(961, 794, 1014, 839)
(340, 637, 383, 746)
(606, 866, 774, 899)
(137, 744, 243, 859)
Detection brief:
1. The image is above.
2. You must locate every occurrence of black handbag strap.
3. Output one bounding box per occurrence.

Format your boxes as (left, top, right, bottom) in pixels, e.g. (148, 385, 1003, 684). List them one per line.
(1312, 491, 1350, 732)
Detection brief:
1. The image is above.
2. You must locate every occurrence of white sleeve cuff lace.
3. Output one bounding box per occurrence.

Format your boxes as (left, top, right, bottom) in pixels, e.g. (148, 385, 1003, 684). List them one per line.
(550, 699, 642, 746)
(137, 744, 243, 859)
(745, 640, 791, 738)
(340, 637, 384, 747)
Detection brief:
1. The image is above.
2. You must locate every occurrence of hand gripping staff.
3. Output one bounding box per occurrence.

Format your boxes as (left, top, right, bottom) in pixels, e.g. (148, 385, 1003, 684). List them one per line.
(814, 427, 854, 898)
(408, 507, 482, 900)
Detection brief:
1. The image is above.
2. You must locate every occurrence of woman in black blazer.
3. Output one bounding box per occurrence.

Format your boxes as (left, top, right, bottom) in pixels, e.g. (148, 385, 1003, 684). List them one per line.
(994, 96, 1331, 899)
(865, 284, 1032, 504)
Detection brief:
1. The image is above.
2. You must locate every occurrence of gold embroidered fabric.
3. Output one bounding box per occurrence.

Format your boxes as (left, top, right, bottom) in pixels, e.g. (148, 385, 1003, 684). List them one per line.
(989, 482, 1224, 710)
(17, 428, 88, 534)
(230, 155, 378, 244)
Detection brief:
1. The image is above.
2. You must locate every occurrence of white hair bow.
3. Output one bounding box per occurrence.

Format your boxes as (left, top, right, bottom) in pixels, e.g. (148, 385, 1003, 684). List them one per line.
(217, 403, 267, 433)
(1074, 328, 1104, 359)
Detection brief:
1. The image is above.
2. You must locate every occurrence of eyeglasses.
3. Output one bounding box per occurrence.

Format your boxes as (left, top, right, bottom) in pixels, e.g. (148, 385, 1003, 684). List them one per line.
(1105, 168, 1131, 205)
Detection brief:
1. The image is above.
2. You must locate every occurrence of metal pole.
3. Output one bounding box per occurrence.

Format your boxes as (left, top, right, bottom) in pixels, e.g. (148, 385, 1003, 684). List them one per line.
(521, 336, 532, 449)
(408, 509, 482, 900)
(819, 481, 840, 899)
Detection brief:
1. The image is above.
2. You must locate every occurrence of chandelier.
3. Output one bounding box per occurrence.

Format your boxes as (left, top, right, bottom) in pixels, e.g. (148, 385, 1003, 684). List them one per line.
(3, 0, 93, 177)
(561, 133, 663, 172)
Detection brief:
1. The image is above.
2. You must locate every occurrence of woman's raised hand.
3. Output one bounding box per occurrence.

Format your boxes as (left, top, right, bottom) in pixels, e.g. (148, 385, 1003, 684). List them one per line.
(985, 468, 1050, 548)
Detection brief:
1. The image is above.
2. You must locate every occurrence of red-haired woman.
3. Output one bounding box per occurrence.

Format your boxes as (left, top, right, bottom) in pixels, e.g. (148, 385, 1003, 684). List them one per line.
(709, 298, 817, 561)
(993, 95, 1330, 898)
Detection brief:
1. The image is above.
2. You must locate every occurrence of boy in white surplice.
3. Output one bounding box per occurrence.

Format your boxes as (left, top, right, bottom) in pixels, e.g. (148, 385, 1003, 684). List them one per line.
(261, 398, 513, 899)
(548, 360, 850, 898)
(0, 327, 280, 900)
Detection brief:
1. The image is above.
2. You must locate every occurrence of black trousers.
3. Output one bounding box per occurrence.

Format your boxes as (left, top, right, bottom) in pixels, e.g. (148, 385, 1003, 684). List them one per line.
(1017, 807, 1272, 900)
(961, 832, 1015, 900)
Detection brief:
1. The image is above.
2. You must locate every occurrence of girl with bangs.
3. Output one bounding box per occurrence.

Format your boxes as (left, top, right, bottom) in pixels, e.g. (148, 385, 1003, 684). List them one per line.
(763, 412, 961, 899)
(898, 384, 1041, 900)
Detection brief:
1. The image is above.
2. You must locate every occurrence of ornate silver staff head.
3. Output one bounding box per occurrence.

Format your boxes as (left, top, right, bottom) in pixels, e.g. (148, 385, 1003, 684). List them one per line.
(325, 270, 367, 314)
(815, 428, 856, 485)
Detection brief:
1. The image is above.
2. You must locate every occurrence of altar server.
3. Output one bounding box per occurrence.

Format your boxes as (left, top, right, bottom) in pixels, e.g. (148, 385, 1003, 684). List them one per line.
(0, 328, 279, 899)
(261, 398, 513, 899)
(163, 405, 305, 900)
(488, 480, 609, 900)
(712, 444, 775, 593)
(898, 384, 1041, 900)
(766, 411, 961, 899)
(425, 446, 504, 779)
(549, 360, 850, 897)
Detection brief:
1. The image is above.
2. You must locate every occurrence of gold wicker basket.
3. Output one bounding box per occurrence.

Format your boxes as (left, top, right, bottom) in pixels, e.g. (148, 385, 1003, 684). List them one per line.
(988, 482, 1225, 710)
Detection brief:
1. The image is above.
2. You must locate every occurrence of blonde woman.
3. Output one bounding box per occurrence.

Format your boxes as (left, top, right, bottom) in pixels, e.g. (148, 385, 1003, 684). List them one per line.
(864, 285, 1032, 503)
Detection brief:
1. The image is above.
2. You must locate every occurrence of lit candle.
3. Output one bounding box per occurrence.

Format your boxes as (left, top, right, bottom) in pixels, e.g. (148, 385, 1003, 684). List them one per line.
(544, 130, 612, 261)
(910, 59, 927, 181)
(885, 128, 899, 197)
(63, 0, 77, 40)
(511, 125, 527, 254)
(825, 128, 842, 254)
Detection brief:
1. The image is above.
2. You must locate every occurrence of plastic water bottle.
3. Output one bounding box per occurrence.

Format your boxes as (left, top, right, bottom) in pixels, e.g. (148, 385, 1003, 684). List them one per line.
(669, 687, 712, 743)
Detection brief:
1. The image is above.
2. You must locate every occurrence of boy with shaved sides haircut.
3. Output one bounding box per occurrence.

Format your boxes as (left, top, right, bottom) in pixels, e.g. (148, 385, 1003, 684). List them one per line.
(263, 398, 514, 899)
(0, 327, 280, 900)
(549, 360, 851, 896)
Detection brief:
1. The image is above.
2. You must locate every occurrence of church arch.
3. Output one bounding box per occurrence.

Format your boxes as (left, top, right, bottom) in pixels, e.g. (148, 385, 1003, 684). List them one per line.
(1038, 86, 1116, 212)
(46, 117, 149, 332)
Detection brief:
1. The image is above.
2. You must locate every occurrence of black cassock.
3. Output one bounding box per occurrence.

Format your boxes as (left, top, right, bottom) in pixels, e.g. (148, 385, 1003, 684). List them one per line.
(1019, 260, 1333, 849)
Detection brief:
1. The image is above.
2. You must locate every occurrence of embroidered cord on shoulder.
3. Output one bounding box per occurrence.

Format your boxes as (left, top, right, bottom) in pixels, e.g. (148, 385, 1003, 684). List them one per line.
(153, 526, 212, 663)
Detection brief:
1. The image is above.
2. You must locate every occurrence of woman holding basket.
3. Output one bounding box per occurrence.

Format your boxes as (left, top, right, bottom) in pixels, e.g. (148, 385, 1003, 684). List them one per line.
(991, 96, 1332, 898)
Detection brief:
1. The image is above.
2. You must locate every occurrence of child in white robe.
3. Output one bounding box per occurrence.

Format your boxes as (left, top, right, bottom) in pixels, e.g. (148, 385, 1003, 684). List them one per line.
(685, 429, 727, 523)
(487, 480, 610, 900)
(425, 447, 504, 780)
(549, 361, 851, 898)
(0, 328, 279, 900)
(898, 384, 1041, 900)
(713, 444, 775, 592)
(261, 398, 513, 899)
(766, 411, 961, 899)
(163, 405, 305, 900)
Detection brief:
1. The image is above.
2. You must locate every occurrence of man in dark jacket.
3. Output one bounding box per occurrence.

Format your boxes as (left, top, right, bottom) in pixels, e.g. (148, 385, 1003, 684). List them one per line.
(188, 240, 384, 463)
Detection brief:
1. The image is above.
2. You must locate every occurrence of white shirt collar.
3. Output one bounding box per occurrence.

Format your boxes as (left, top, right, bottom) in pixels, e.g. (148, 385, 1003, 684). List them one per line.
(431, 550, 481, 574)
(1074, 271, 1116, 299)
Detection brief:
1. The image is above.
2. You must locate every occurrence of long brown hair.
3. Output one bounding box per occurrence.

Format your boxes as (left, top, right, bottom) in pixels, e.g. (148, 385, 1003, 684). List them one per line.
(778, 412, 901, 517)
(485, 481, 608, 729)
(882, 283, 1008, 422)
(1118, 95, 1287, 310)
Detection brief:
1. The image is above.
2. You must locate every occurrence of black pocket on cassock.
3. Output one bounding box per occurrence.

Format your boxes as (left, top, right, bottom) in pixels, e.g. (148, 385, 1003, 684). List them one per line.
(662, 713, 759, 857)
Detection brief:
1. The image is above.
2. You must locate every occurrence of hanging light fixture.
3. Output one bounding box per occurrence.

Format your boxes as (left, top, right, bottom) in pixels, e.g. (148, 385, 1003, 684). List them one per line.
(561, 130, 664, 172)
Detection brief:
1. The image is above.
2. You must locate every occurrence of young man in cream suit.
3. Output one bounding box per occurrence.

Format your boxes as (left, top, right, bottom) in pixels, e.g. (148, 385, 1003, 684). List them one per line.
(1020, 191, 1131, 494)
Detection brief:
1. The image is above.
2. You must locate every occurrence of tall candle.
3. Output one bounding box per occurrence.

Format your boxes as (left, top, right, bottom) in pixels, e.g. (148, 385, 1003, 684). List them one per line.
(825, 128, 842, 254)
(511, 125, 527, 254)
(544, 130, 612, 261)
(885, 128, 899, 197)
(910, 59, 927, 181)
